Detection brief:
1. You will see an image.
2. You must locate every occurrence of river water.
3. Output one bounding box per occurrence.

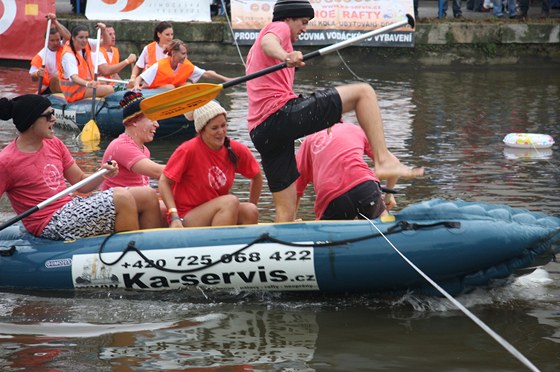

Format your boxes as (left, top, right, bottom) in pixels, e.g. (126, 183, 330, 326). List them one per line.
(0, 60, 559, 371)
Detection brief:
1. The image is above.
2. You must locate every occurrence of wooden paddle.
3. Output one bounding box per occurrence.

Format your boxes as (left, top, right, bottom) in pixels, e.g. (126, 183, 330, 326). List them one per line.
(79, 28, 102, 143)
(0, 168, 108, 232)
(37, 18, 52, 95)
(140, 15, 415, 120)
(98, 77, 129, 85)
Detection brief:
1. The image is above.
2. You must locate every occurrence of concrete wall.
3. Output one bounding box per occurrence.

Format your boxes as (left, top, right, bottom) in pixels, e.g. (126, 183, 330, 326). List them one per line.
(62, 19, 560, 67)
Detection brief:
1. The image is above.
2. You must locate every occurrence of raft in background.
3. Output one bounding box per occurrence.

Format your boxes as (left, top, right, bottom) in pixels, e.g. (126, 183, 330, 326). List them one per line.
(48, 89, 196, 140)
(1, 199, 559, 296)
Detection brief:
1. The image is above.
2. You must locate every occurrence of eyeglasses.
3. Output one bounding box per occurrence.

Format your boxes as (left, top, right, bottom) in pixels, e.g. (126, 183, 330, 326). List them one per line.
(39, 110, 55, 121)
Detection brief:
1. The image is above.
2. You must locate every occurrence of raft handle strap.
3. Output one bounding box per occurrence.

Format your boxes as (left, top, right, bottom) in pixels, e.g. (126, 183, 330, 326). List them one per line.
(0, 245, 16, 257)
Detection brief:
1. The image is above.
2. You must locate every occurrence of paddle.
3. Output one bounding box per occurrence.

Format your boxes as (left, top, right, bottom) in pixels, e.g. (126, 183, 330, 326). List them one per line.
(140, 14, 415, 120)
(37, 18, 52, 95)
(98, 77, 129, 85)
(79, 28, 102, 143)
(0, 168, 108, 232)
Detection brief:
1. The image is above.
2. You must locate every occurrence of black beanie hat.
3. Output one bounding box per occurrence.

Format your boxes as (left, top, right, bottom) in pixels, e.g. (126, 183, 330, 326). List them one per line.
(0, 94, 51, 133)
(120, 91, 145, 125)
(272, 0, 315, 22)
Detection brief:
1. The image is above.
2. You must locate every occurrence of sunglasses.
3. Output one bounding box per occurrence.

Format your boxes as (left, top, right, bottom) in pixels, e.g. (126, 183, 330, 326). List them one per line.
(39, 110, 55, 121)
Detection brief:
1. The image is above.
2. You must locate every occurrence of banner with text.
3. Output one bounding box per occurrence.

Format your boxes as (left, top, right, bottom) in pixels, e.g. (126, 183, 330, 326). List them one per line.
(85, 0, 211, 22)
(0, 0, 55, 60)
(232, 0, 414, 47)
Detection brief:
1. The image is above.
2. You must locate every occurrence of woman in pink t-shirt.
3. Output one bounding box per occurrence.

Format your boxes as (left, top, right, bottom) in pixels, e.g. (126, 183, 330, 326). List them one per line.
(159, 101, 263, 227)
(0, 94, 162, 240)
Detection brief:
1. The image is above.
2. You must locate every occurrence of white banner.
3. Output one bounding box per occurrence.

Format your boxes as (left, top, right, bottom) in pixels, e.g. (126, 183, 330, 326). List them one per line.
(85, 0, 212, 22)
(232, 0, 415, 47)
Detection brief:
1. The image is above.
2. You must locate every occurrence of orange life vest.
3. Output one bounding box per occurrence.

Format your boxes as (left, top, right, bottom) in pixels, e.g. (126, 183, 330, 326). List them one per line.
(58, 43, 94, 103)
(145, 41, 158, 70)
(148, 57, 195, 89)
(100, 46, 120, 82)
(31, 48, 64, 93)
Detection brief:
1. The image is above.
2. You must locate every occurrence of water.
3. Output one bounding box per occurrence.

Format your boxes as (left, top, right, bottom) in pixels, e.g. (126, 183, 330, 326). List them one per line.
(1, 61, 559, 371)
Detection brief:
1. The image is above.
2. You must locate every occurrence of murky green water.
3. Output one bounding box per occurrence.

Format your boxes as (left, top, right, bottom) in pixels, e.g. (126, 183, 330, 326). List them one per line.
(1, 61, 559, 371)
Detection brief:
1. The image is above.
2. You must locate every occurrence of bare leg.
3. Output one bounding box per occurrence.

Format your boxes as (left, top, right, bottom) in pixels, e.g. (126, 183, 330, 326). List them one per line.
(84, 85, 114, 99)
(273, 183, 297, 223)
(112, 187, 140, 232)
(336, 84, 424, 179)
(127, 186, 162, 229)
(237, 202, 259, 225)
(184, 195, 240, 227)
(49, 76, 62, 93)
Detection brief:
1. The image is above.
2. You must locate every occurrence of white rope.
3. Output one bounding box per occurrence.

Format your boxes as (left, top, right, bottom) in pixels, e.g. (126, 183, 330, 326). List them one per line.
(361, 213, 540, 372)
(220, 0, 246, 68)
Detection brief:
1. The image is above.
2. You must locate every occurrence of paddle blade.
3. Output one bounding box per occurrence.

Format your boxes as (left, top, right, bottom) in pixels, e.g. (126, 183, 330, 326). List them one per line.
(80, 119, 101, 143)
(140, 83, 223, 120)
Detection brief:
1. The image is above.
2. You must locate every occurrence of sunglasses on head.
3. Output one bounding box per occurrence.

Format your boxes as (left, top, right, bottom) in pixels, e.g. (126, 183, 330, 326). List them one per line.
(39, 109, 55, 121)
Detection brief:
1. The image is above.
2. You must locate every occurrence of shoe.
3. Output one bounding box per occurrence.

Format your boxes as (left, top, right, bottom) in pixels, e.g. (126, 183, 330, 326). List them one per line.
(454, 14, 463, 19)
(483, 2, 494, 9)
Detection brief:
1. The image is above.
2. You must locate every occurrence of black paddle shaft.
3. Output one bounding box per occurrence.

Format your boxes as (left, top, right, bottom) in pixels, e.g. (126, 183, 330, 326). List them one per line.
(222, 14, 414, 90)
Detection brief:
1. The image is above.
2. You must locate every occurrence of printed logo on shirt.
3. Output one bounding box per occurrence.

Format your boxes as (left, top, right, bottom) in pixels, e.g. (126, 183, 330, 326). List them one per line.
(311, 130, 333, 155)
(208, 165, 227, 190)
(43, 163, 64, 190)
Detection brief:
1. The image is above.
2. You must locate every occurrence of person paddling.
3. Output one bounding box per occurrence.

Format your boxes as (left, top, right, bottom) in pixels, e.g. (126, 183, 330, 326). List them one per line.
(245, 0, 424, 222)
(0, 94, 161, 240)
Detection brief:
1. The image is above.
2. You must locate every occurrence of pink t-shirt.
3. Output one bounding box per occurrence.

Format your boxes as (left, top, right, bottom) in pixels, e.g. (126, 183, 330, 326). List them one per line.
(246, 22, 298, 132)
(0, 137, 75, 236)
(296, 122, 380, 219)
(100, 133, 151, 190)
(163, 136, 260, 217)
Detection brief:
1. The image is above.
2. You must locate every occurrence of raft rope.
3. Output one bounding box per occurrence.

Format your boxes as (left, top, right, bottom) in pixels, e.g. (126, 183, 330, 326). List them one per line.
(96, 220, 459, 274)
(360, 213, 541, 372)
(220, 0, 246, 68)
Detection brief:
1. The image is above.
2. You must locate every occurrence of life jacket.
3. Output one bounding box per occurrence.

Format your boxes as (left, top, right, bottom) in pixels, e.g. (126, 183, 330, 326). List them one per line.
(146, 41, 158, 70)
(58, 43, 94, 103)
(100, 46, 120, 83)
(31, 47, 64, 94)
(148, 57, 195, 89)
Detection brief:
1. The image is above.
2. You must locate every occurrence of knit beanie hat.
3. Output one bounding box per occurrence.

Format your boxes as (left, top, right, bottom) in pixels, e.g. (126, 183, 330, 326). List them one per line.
(272, 0, 315, 22)
(185, 100, 227, 133)
(120, 91, 145, 125)
(0, 94, 51, 133)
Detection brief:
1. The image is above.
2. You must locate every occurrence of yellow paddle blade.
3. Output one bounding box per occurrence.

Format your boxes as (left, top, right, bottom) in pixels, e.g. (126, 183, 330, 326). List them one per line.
(80, 119, 101, 143)
(140, 83, 223, 120)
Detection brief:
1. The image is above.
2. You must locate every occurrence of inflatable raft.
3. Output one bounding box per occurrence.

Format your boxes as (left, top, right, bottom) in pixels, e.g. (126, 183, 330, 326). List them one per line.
(0, 199, 558, 295)
(503, 133, 555, 149)
(48, 89, 196, 140)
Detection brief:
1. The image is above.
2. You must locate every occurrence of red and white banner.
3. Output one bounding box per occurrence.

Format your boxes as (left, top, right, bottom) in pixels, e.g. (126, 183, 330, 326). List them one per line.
(0, 0, 55, 60)
(232, 0, 415, 47)
(85, 0, 212, 22)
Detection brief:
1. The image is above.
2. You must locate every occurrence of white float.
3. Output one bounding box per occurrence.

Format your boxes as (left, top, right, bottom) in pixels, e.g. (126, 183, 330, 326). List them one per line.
(503, 133, 554, 149)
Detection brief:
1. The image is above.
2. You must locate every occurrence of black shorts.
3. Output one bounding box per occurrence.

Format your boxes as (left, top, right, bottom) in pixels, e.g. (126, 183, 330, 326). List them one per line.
(250, 88, 342, 193)
(321, 180, 386, 220)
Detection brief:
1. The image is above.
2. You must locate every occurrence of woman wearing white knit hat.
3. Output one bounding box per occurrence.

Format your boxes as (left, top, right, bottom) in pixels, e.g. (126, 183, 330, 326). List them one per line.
(159, 101, 263, 227)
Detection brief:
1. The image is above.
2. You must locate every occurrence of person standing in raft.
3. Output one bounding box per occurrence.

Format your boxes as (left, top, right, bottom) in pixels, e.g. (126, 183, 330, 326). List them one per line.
(0, 94, 162, 240)
(245, 0, 424, 222)
(159, 100, 262, 228)
(133, 39, 231, 91)
(29, 13, 71, 95)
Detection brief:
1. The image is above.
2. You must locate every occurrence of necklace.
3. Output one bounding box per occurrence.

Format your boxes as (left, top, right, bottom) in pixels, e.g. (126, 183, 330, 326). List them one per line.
(126, 133, 144, 152)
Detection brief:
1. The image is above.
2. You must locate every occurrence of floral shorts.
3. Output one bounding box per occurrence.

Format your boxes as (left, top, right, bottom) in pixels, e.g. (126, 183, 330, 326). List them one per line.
(40, 189, 116, 241)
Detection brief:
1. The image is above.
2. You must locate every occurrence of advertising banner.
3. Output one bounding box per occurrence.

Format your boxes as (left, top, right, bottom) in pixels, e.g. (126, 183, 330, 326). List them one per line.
(85, 0, 212, 22)
(0, 0, 55, 60)
(231, 0, 415, 47)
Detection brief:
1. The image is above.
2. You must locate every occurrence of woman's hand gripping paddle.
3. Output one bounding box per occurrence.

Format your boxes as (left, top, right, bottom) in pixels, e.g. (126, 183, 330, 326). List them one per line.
(79, 28, 102, 144)
(140, 15, 415, 120)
